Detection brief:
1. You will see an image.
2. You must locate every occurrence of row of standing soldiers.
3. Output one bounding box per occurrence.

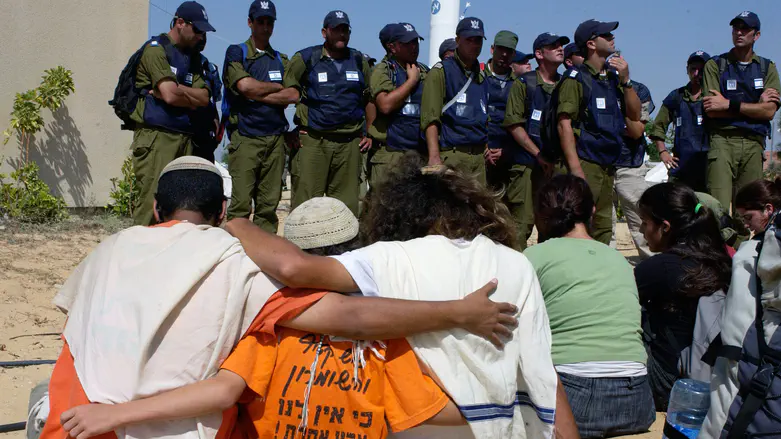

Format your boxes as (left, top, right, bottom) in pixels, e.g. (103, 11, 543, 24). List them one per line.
(122, 1, 780, 250)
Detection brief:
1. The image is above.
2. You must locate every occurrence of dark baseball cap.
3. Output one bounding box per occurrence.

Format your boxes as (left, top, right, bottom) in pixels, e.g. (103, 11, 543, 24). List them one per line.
(687, 50, 711, 64)
(456, 17, 486, 39)
(533, 32, 570, 51)
(493, 30, 518, 49)
(512, 51, 533, 64)
(574, 19, 619, 47)
(323, 10, 350, 29)
(175, 1, 215, 32)
(563, 42, 580, 59)
(438, 38, 457, 59)
(390, 23, 424, 44)
(730, 11, 760, 31)
(249, 0, 276, 20)
(379, 24, 398, 48)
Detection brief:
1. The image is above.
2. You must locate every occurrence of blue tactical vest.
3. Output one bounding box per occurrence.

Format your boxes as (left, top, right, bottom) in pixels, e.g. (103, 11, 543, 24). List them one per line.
(712, 53, 772, 137)
(567, 65, 625, 166)
(485, 69, 514, 151)
(142, 35, 197, 134)
(299, 45, 365, 131)
(224, 43, 288, 137)
(385, 59, 426, 151)
(440, 57, 489, 148)
(519, 71, 555, 165)
(663, 87, 709, 177)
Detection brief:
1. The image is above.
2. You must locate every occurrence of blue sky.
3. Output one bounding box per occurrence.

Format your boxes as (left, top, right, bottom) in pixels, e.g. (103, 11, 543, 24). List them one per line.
(149, 0, 781, 144)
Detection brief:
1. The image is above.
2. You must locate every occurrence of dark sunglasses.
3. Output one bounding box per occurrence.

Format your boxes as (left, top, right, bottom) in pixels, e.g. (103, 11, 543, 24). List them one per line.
(185, 21, 205, 35)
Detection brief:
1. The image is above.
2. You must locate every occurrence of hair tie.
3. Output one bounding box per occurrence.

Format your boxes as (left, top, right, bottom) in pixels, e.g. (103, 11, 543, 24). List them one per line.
(695, 203, 703, 214)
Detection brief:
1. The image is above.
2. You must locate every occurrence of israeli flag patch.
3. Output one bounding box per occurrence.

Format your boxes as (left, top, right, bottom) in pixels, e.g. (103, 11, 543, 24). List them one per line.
(269, 70, 282, 81)
(754, 78, 764, 89)
(346, 71, 360, 81)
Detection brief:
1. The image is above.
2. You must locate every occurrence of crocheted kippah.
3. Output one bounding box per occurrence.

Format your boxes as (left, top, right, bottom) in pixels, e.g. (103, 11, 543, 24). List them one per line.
(284, 197, 359, 250)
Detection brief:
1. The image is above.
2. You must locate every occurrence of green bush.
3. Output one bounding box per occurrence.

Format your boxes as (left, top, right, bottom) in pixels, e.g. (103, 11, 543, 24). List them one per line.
(0, 162, 68, 223)
(106, 156, 139, 217)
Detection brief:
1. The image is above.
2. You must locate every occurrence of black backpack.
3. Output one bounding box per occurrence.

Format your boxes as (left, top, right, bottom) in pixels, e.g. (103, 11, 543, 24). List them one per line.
(109, 35, 176, 130)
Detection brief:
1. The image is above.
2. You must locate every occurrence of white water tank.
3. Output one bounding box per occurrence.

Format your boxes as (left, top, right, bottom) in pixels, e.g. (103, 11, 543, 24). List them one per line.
(428, 0, 460, 67)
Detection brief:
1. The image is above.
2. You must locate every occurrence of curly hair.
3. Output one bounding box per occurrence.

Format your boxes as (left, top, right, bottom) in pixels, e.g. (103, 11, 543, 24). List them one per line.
(361, 153, 520, 249)
(638, 182, 731, 298)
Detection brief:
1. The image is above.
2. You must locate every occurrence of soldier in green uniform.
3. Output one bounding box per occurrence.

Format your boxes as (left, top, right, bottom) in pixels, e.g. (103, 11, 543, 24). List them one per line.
(501, 32, 569, 248)
(368, 23, 427, 189)
(281, 10, 372, 216)
(129, 1, 215, 226)
(702, 11, 780, 211)
(222, 0, 296, 234)
(555, 19, 644, 245)
(421, 17, 490, 185)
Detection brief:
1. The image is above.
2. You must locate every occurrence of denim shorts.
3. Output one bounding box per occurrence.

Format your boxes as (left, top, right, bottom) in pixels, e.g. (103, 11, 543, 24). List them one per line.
(559, 372, 657, 438)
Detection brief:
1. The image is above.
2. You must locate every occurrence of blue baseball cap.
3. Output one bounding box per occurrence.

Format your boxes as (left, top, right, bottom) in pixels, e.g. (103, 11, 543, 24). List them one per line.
(175, 1, 215, 32)
(687, 50, 711, 64)
(533, 32, 570, 51)
(563, 42, 580, 59)
(512, 51, 533, 64)
(379, 23, 398, 48)
(390, 23, 424, 44)
(574, 19, 619, 48)
(323, 10, 350, 29)
(438, 38, 457, 59)
(730, 11, 760, 31)
(249, 0, 276, 20)
(456, 17, 486, 39)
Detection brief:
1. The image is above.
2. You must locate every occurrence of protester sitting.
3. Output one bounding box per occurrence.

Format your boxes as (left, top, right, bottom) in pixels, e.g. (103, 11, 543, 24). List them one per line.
(635, 182, 731, 410)
(523, 174, 654, 439)
(734, 178, 781, 234)
(225, 153, 579, 438)
(52, 157, 519, 439)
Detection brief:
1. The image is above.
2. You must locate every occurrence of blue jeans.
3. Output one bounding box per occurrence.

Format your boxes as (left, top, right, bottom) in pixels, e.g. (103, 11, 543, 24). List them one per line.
(559, 372, 656, 438)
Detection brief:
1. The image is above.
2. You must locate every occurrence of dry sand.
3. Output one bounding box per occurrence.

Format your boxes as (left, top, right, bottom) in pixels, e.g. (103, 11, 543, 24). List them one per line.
(0, 197, 662, 438)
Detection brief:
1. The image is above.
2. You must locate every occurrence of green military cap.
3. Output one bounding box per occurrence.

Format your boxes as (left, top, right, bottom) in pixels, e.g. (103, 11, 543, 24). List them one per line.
(493, 30, 518, 49)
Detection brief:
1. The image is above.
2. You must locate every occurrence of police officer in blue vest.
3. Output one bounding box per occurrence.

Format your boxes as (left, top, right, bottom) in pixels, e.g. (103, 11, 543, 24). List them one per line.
(221, 0, 295, 233)
(484, 30, 520, 184)
(555, 19, 644, 245)
(368, 23, 428, 188)
(421, 17, 490, 184)
(128, 1, 215, 226)
(281, 10, 373, 216)
(510, 50, 534, 77)
(649, 51, 711, 192)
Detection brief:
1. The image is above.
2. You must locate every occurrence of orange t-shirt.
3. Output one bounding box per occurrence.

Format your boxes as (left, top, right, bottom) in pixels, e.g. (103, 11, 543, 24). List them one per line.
(221, 291, 449, 439)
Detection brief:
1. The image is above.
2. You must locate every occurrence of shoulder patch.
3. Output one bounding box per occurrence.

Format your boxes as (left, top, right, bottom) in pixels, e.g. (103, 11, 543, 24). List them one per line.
(569, 70, 578, 78)
(432, 62, 443, 69)
(150, 41, 159, 46)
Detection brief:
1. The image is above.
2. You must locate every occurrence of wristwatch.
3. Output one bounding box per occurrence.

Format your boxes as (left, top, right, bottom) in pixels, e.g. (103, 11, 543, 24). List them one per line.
(621, 79, 634, 89)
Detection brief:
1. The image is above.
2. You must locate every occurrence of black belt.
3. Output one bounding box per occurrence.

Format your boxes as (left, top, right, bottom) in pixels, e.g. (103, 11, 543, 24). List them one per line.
(442, 144, 485, 155)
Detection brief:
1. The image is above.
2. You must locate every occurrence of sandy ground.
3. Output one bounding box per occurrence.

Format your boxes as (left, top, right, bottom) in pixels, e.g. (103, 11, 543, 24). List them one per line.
(0, 195, 662, 439)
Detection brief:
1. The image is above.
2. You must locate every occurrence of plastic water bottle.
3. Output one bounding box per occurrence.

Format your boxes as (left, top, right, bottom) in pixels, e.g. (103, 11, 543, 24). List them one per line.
(663, 379, 710, 439)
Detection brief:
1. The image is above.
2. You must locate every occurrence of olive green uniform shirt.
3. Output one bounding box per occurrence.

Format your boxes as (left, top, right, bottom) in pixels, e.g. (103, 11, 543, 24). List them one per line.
(131, 34, 207, 125)
(368, 60, 428, 142)
(702, 51, 781, 134)
(503, 70, 558, 128)
(283, 46, 372, 134)
(420, 50, 487, 130)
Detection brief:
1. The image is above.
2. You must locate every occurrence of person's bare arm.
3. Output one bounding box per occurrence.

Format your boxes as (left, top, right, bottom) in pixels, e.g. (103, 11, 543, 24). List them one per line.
(225, 218, 358, 292)
(155, 79, 196, 108)
(622, 87, 642, 122)
(508, 124, 541, 156)
(705, 89, 779, 120)
(60, 370, 246, 439)
(557, 114, 584, 179)
(554, 377, 581, 439)
(258, 87, 300, 106)
(425, 124, 442, 165)
(423, 400, 467, 426)
(180, 86, 210, 108)
(283, 280, 517, 347)
(624, 119, 646, 140)
(375, 65, 420, 114)
(235, 76, 285, 101)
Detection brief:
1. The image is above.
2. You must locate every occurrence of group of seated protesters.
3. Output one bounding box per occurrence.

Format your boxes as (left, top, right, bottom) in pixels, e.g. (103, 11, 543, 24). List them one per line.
(34, 152, 781, 439)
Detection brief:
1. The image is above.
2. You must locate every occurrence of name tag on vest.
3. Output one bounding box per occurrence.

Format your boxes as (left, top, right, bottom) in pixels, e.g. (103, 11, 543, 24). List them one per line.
(346, 71, 360, 81)
(402, 103, 420, 116)
(676, 117, 683, 127)
(596, 97, 606, 110)
(318, 72, 328, 83)
(185, 73, 193, 85)
(697, 115, 703, 125)
(726, 80, 737, 91)
(269, 71, 282, 81)
(457, 93, 467, 104)
(754, 78, 764, 89)
(531, 109, 542, 121)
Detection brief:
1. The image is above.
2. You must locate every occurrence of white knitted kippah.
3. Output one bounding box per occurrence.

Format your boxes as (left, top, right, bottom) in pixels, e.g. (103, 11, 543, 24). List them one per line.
(284, 197, 359, 250)
(159, 156, 222, 178)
